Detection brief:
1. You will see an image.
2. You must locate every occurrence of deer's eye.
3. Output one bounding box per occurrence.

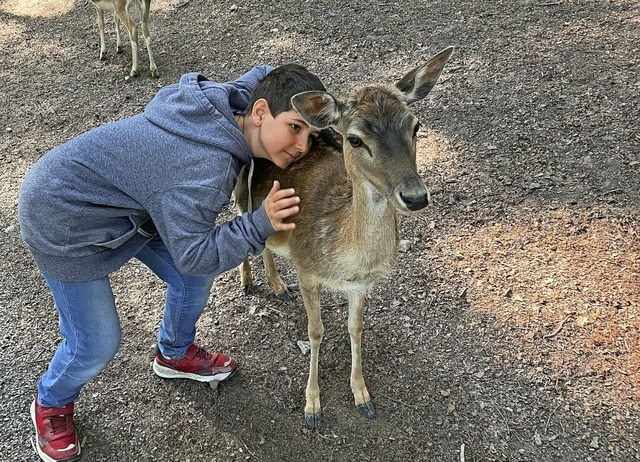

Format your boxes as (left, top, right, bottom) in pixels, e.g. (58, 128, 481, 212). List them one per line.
(347, 136, 363, 148)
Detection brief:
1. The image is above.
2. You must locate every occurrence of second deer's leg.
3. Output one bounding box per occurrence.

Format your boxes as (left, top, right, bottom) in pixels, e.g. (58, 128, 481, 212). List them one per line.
(113, 4, 139, 76)
(96, 7, 107, 60)
(140, 0, 158, 77)
(347, 290, 374, 418)
(114, 12, 123, 52)
(299, 276, 323, 428)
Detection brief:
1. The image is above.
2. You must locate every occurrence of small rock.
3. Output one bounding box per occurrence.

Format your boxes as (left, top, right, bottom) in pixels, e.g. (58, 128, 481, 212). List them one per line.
(297, 340, 310, 355)
(534, 432, 542, 446)
(398, 239, 412, 252)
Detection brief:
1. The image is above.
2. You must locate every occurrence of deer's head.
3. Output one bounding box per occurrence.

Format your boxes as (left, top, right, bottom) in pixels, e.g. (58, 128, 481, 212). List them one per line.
(291, 47, 454, 215)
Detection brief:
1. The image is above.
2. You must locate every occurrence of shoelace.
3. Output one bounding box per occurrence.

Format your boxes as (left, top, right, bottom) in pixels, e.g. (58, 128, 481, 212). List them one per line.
(194, 347, 214, 362)
(48, 414, 70, 435)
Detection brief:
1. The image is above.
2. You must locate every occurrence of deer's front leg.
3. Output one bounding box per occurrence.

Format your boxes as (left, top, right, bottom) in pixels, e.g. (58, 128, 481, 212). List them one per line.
(299, 276, 323, 428)
(348, 290, 374, 419)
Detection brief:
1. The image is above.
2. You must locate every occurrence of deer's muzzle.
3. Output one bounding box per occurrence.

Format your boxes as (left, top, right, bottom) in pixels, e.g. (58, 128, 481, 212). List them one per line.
(400, 190, 430, 211)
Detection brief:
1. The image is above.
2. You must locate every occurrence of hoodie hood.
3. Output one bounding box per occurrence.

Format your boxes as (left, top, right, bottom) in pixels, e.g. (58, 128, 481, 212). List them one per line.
(144, 72, 254, 165)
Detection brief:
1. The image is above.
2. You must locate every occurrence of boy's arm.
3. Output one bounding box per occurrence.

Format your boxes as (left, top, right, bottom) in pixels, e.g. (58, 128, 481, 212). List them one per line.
(229, 65, 274, 93)
(224, 65, 274, 112)
(147, 185, 275, 277)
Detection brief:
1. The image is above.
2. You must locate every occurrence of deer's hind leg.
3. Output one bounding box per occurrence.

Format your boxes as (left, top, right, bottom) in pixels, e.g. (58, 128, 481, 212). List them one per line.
(114, 11, 123, 52)
(299, 275, 323, 428)
(347, 290, 374, 418)
(95, 7, 108, 60)
(238, 259, 254, 295)
(114, 2, 139, 76)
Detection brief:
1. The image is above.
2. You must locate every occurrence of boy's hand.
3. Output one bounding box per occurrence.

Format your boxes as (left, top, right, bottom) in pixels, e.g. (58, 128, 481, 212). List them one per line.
(264, 180, 300, 231)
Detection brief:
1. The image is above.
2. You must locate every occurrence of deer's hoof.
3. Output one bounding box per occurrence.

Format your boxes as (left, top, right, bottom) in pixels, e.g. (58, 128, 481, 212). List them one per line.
(150, 68, 159, 78)
(242, 285, 253, 296)
(276, 289, 294, 302)
(117, 46, 124, 54)
(129, 69, 139, 78)
(357, 402, 376, 419)
(304, 412, 321, 429)
(276, 284, 299, 301)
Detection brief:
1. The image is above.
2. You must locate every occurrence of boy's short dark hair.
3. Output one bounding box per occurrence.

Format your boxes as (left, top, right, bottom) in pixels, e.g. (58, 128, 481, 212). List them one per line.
(245, 64, 326, 117)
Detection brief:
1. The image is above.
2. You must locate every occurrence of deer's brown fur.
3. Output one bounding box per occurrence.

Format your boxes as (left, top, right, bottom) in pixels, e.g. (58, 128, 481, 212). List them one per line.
(235, 47, 454, 428)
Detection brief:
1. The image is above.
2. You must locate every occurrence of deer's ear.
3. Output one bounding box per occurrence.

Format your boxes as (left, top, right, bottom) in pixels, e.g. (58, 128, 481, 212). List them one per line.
(396, 46, 454, 104)
(291, 91, 342, 129)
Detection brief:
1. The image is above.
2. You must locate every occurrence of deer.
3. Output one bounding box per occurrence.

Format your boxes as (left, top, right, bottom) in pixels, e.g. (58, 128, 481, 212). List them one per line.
(90, 0, 159, 77)
(234, 47, 454, 428)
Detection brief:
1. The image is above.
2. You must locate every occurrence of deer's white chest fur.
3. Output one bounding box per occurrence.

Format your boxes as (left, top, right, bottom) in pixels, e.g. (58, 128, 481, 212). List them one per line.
(323, 183, 399, 291)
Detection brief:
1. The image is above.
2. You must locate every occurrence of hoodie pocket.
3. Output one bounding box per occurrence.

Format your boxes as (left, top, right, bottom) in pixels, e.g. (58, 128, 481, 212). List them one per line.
(94, 215, 139, 249)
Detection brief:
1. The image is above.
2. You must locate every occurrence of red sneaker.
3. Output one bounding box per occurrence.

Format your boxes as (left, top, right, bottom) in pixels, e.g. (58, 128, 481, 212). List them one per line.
(153, 343, 237, 382)
(30, 398, 80, 462)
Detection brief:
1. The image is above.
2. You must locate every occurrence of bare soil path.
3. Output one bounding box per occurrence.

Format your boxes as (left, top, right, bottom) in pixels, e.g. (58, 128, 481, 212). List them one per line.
(1, 0, 638, 461)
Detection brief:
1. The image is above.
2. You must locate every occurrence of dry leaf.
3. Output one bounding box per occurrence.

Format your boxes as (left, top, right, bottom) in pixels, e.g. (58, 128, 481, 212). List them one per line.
(575, 315, 589, 327)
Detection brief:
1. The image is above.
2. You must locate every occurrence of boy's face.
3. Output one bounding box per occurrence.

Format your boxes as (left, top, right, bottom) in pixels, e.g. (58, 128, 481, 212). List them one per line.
(253, 105, 320, 169)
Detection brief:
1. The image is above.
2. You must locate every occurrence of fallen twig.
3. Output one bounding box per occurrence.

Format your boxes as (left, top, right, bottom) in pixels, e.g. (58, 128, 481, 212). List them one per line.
(426, 290, 439, 310)
(239, 437, 257, 459)
(32, 348, 47, 362)
(593, 188, 624, 203)
(543, 314, 573, 338)
(496, 407, 510, 435)
(544, 402, 563, 433)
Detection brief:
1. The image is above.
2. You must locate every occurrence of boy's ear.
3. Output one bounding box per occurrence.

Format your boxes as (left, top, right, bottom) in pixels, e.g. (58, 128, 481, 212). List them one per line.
(251, 98, 270, 126)
(291, 91, 342, 129)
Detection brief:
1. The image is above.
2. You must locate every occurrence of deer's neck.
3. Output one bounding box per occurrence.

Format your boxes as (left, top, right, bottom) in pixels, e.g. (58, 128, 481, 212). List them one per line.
(345, 179, 398, 248)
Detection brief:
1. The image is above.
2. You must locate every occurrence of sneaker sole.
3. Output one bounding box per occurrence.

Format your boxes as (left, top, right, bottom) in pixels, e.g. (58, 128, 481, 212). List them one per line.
(30, 401, 81, 462)
(152, 360, 235, 383)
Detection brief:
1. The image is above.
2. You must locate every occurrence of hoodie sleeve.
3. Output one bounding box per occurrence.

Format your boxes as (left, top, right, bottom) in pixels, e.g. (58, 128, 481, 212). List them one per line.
(222, 65, 274, 113)
(228, 65, 274, 96)
(147, 184, 275, 276)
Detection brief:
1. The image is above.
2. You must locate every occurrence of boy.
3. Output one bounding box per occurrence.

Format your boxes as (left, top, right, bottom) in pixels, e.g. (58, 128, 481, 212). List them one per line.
(18, 64, 325, 462)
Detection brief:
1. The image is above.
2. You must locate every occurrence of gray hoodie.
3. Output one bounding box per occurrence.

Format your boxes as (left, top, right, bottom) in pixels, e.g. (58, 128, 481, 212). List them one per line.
(18, 66, 275, 281)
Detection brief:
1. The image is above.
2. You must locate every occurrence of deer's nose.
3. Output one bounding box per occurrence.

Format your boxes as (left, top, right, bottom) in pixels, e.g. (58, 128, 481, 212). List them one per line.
(400, 191, 430, 211)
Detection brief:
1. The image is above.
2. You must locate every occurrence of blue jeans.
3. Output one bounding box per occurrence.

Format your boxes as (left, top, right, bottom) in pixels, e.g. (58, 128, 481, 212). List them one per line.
(37, 235, 215, 408)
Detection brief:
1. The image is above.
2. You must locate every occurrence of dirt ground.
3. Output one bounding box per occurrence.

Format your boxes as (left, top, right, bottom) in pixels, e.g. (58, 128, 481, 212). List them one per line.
(1, 0, 639, 461)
